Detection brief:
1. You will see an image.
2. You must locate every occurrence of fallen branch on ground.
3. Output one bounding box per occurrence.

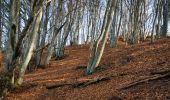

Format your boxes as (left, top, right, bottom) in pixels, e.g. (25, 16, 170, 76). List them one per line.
(119, 72, 170, 90)
(46, 75, 112, 89)
(73, 75, 112, 88)
(150, 69, 170, 75)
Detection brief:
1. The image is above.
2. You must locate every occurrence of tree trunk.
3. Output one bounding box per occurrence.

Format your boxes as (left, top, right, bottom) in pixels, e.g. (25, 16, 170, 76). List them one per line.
(87, 0, 116, 74)
(44, 0, 66, 66)
(16, 2, 43, 85)
(162, 0, 169, 37)
(0, 0, 2, 49)
(151, 0, 160, 43)
(37, 4, 49, 66)
(110, 0, 118, 48)
(44, 23, 65, 66)
(55, 2, 75, 59)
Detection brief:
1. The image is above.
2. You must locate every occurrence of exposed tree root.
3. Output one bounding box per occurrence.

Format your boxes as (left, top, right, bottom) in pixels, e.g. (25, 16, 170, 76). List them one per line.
(46, 83, 71, 89)
(119, 72, 170, 90)
(47, 70, 170, 90)
(46, 71, 130, 89)
(46, 75, 112, 89)
(73, 75, 112, 88)
(150, 69, 170, 75)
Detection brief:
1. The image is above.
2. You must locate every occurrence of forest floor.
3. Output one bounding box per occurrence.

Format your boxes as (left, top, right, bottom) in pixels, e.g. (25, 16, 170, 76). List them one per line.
(4, 38, 170, 100)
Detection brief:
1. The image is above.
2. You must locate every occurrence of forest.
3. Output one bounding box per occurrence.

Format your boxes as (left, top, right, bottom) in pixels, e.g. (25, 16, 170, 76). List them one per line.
(0, 0, 170, 99)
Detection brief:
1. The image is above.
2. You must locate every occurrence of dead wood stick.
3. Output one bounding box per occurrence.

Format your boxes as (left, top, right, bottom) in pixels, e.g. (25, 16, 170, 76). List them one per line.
(119, 72, 170, 90)
(46, 75, 112, 89)
(72, 75, 112, 88)
(150, 69, 170, 75)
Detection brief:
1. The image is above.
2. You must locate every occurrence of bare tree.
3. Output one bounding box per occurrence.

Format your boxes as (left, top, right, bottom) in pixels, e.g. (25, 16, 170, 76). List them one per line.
(87, 0, 116, 74)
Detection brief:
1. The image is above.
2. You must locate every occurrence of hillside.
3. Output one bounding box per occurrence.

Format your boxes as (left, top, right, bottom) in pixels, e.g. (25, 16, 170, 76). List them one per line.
(5, 38, 170, 100)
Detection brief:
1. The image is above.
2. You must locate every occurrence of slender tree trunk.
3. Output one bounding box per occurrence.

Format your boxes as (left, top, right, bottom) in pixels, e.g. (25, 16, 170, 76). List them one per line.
(44, 0, 66, 66)
(86, 11, 90, 44)
(37, 4, 49, 66)
(6, 0, 21, 84)
(156, 4, 162, 38)
(151, 0, 160, 43)
(0, 0, 2, 49)
(115, 0, 123, 46)
(55, 1, 76, 58)
(87, 0, 116, 74)
(162, 0, 169, 37)
(56, 20, 74, 58)
(44, 23, 65, 66)
(110, 0, 118, 48)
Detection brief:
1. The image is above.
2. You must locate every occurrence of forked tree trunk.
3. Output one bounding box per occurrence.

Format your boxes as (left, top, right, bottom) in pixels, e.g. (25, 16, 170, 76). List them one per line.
(87, 0, 116, 74)
(44, 0, 66, 66)
(56, 24, 71, 59)
(6, 0, 21, 85)
(16, 3, 43, 85)
(55, 2, 75, 59)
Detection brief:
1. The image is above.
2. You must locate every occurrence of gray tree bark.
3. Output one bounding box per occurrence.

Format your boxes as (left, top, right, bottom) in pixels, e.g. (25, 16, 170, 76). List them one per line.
(87, 0, 116, 74)
(17, 1, 44, 85)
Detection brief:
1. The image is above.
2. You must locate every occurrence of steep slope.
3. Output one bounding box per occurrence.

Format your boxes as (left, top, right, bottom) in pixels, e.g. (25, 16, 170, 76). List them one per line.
(6, 38, 170, 100)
